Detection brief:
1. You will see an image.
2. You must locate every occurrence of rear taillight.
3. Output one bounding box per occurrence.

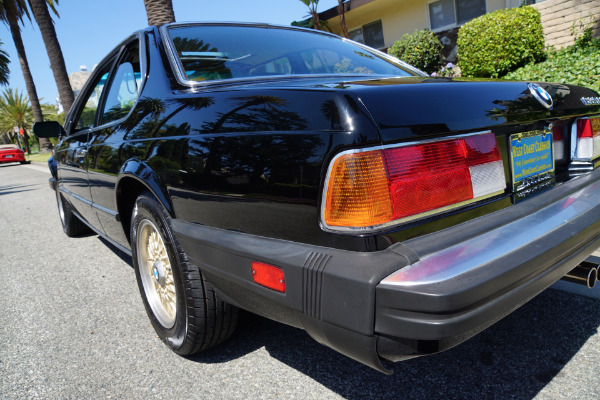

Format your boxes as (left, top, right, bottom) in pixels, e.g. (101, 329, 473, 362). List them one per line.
(552, 123, 565, 162)
(574, 117, 600, 160)
(322, 132, 506, 232)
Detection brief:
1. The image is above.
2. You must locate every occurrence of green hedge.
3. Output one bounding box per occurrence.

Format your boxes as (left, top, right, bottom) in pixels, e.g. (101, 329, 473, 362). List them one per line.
(388, 29, 443, 74)
(458, 6, 545, 78)
(504, 40, 600, 94)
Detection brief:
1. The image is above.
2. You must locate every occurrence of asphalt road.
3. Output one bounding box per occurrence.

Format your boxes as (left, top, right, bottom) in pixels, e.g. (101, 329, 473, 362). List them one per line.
(1, 162, 600, 400)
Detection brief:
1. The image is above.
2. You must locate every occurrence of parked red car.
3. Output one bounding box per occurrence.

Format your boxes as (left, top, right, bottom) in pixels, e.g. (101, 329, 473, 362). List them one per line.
(0, 144, 26, 164)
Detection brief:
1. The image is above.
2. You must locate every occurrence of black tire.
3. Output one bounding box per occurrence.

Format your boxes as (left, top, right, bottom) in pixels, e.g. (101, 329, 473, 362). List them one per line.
(131, 192, 238, 355)
(55, 184, 91, 237)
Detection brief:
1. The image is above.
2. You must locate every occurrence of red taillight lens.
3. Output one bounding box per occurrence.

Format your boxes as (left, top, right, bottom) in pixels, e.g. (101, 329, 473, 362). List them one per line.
(575, 117, 600, 160)
(323, 132, 506, 231)
(552, 124, 565, 162)
(251, 261, 285, 293)
(578, 119, 593, 138)
(553, 125, 564, 141)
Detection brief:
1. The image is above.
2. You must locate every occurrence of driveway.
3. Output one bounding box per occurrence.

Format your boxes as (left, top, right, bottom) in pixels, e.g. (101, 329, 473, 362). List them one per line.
(1, 162, 599, 399)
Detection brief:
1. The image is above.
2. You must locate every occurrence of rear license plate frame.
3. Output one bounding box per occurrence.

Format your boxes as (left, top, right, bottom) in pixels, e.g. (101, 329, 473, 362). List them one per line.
(509, 130, 555, 201)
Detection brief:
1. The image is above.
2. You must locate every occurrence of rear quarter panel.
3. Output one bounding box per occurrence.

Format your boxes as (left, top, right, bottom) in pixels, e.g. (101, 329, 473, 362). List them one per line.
(123, 86, 385, 251)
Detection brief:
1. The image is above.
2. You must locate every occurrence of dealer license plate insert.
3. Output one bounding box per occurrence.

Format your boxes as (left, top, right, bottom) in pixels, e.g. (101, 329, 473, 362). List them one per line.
(509, 130, 555, 201)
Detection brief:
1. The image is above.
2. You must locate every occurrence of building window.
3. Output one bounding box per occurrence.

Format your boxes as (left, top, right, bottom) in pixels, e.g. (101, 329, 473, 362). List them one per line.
(428, 0, 486, 31)
(348, 20, 385, 49)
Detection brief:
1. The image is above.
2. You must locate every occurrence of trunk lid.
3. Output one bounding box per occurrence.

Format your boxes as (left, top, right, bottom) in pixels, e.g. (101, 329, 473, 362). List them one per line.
(317, 76, 600, 241)
(341, 77, 600, 141)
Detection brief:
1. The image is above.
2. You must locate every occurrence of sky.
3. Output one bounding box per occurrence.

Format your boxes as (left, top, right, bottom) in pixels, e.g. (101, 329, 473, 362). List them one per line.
(0, 0, 341, 106)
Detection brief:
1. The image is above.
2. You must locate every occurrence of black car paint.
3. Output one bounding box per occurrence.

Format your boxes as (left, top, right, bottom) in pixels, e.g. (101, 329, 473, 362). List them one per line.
(45, 24, 600, 372)
(54, 28, 599, 253)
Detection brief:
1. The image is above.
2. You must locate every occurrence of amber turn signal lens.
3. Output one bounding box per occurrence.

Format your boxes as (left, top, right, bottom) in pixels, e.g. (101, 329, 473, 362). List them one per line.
(323, 150, 393, 227)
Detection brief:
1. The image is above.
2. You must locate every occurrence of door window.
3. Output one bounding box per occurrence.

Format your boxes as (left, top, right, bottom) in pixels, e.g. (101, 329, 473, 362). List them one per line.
(100, 43, 142, 125)
(71, 39, 142, 133)
(73, 65, 112, 131)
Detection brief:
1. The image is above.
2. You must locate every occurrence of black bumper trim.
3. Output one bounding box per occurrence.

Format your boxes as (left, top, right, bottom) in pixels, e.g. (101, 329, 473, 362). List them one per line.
(171, 219, 410, 337)
(171, 168, 600, 369)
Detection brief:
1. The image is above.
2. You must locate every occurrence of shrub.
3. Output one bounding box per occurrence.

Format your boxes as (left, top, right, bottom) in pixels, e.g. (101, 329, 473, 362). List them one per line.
(387, 29, 443, 74)
(571, 15, 599, 48)
(433, 62, 461, 78)
(504, 39, 600, 94)
(458, 6, 545, 78)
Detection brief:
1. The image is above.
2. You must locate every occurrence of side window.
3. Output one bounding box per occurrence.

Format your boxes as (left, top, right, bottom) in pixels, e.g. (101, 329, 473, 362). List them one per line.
(301, 50, 335, 74)
(300, 48, 375, 75)
(249, 57, 292, 76)
(100, 42, 142, 125)
(73, 64, 112, 131)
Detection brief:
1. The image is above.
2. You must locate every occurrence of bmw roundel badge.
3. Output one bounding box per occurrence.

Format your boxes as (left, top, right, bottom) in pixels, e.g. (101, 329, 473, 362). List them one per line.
(528, 83, 554, 110)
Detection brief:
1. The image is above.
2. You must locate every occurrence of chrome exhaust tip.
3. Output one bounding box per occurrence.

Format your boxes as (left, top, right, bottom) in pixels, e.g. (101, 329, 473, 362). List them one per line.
(562, 261, 598, 289)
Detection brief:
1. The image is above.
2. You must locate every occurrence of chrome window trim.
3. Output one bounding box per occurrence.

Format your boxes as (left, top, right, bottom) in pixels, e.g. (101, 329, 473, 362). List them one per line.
(159, 22, 426, 90)
(66, 32, 148, 135)
(93, 32, 149, 133)
(319, 131, 506, 234)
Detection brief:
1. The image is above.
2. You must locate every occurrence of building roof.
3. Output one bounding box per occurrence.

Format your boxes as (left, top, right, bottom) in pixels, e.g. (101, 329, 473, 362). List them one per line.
(319, 0, 374, 20)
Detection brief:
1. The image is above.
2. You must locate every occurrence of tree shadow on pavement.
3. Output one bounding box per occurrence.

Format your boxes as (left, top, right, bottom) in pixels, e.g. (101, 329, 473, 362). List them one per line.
(0, 183, 40, 196)
(0, 163, 25, 168)
(189, 288, 600, 400)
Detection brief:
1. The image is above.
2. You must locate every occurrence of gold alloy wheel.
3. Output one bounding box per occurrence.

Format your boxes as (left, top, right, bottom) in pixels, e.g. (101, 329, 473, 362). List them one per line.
(137, 219, 177, 329)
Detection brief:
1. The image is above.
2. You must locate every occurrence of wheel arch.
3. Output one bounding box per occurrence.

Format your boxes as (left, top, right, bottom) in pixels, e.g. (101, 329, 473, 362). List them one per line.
(115, 159, 174, 243)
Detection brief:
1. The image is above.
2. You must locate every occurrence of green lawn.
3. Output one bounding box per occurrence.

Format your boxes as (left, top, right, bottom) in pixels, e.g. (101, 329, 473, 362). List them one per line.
(26, 152, 52, 163)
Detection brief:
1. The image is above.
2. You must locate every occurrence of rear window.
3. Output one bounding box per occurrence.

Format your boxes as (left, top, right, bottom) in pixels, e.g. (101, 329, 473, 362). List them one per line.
(166, 24, 416, 83)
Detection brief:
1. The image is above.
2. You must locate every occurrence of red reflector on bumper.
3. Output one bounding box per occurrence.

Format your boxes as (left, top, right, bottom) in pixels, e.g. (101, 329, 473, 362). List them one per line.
(251, 261, 285, 293)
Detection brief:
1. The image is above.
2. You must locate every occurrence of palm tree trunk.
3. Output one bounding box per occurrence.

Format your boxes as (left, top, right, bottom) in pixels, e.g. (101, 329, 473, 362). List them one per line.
(311, 9, 322, 31)
(143, 0, 175, 27)
(7, 11, 48, 152)
(29, 0, 74, 116)
(337, 0, 349, 38)
(21, 127, 31, 154)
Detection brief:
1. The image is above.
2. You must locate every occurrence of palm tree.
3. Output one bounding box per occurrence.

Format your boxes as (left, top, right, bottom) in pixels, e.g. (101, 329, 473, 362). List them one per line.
(0, 88, 33, 153)
(28, 0, 74, 117)
(0, 0, 51, 151)
(299, 0, 322, 31)
(143, 0, 175, 27)
(0, 39, 9, 85)
(0, 1, 41, 122)
(337, 0, 349, 38)
(209, 95, 287, 132)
